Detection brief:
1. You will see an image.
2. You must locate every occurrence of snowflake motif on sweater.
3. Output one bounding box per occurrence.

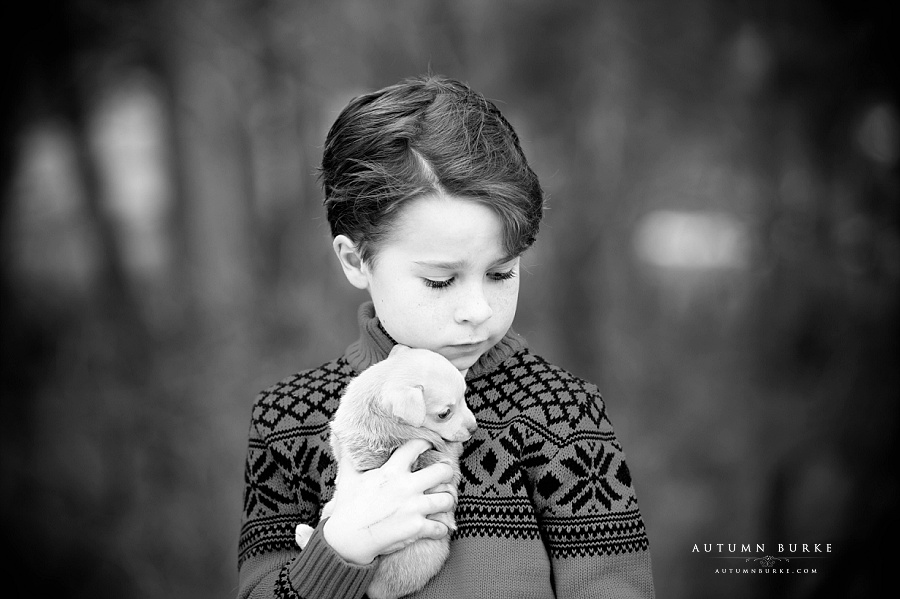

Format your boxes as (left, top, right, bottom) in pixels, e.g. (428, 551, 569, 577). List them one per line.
(238, 305, 654, 599)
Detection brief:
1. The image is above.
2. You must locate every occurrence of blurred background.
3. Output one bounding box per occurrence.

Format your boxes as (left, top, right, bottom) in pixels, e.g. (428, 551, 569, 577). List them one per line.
(1, 0, 896, 597)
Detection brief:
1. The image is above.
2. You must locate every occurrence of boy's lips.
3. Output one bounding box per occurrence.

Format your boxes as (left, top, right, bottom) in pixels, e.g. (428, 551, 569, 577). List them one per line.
(444, 340, 487, 355)
(448, 339, 488, 349)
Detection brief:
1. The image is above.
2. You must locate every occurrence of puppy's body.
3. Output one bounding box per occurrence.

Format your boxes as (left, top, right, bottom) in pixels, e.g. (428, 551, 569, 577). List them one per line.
(295, 345, 476, 599)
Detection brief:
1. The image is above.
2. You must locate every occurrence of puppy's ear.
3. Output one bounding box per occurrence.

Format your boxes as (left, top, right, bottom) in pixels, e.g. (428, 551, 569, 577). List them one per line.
(381, 383, 426, 426)
(389, 344, 411, 357)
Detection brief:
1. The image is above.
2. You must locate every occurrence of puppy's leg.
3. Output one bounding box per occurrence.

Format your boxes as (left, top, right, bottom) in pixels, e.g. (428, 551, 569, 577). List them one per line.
(295, 497, 336, 550)
(295, 524, 315, 549)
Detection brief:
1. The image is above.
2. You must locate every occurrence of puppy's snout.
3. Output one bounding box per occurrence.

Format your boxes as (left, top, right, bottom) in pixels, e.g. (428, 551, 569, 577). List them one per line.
(459, 412, 478, 440)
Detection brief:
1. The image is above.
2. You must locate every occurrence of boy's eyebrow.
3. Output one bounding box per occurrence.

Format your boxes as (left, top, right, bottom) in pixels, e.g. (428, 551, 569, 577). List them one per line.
(413, 255, 519, 270)
(414, 259, 468, 270)
(493, 254, 520, 266)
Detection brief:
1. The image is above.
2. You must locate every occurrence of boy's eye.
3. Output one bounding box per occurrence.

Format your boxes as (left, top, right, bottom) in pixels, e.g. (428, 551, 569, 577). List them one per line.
(488, 269, 517, 282)
(437, 408, 452, 420)
(424, 277, 454, 289)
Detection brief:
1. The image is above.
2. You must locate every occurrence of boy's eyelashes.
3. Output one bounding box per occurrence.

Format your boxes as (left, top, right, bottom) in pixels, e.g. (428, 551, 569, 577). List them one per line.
(488, 270, 517, 282)
(424, 277, 454, 289)
(422, 269, 517, 290)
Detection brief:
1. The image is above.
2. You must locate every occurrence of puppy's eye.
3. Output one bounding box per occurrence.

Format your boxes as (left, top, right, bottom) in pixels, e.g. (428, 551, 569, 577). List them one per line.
(437, 408, 452, 420)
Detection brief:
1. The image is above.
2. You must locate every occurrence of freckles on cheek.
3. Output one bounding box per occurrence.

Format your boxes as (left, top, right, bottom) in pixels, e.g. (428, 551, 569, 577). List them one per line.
(373, 296, 396, 330)
(498, 288, 520, 324)
(495, 285, 519, 310)
(411, 299, 435, 325)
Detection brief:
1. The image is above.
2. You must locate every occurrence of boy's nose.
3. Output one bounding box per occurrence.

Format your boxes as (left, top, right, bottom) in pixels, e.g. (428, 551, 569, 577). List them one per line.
(454, 285, 493, 325)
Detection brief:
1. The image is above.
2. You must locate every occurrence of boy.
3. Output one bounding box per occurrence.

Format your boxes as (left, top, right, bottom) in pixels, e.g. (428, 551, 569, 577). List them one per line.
(238, 74, 654, 598)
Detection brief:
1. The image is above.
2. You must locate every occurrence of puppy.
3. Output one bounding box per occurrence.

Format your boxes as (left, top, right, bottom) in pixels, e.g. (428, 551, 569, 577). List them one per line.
(295, 344, 477, 599)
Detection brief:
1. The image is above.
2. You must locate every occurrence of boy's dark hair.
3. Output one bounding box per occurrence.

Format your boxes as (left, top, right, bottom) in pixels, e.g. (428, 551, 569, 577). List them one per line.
(321, 74, 544, 265)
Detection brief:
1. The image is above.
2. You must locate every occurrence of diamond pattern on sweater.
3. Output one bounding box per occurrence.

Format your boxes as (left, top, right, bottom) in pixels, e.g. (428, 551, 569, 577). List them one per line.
(239, 350, 649, 565)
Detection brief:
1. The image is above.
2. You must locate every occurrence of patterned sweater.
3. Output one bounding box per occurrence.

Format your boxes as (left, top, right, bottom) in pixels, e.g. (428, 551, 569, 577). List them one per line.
(238, 304, 654, 598)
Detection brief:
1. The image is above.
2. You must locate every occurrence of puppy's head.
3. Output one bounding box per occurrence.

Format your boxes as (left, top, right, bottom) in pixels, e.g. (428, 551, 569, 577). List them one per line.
(379, 345, 477, 442)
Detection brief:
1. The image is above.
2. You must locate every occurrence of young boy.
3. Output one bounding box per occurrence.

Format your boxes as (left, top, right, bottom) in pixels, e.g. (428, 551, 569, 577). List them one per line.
(238, 75, 655, 598)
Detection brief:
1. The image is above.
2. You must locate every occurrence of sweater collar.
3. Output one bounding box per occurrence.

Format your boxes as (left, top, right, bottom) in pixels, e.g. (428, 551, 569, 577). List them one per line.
(343, 302, 526, 380)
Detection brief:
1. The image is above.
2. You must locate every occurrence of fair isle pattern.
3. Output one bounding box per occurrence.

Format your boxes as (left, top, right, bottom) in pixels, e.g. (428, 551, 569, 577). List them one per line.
(240, 361, 346, 563)
(454, 351, 648, 557)
(239, 346, 650, 567)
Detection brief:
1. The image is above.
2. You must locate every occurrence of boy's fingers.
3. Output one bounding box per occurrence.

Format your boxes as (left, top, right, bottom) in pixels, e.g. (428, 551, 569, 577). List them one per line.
(336, 455, 360, 482)
(422, 490, 455, 514)
(418, 520, 450, 541)
(411, 461, 454, 490)
(426, 482, 458, 504)
(385, 438, 433, 470)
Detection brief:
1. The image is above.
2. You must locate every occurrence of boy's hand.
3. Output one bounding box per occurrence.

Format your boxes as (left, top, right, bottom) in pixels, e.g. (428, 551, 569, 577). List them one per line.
(322, 438, 455, 565)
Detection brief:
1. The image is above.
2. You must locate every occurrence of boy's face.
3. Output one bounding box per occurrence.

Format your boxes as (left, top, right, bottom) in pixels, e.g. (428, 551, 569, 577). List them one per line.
(337, 193, 520, 372)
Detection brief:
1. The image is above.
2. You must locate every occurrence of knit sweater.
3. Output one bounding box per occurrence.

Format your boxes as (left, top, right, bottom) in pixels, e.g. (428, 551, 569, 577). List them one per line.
(238, 303, 655, 598)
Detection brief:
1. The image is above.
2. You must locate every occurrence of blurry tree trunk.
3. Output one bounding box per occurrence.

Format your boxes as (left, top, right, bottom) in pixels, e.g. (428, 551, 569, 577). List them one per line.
(162, 0, 259, 327)
(65, 89, 150, 338)
(2, 0, 147, 341)
(150, 40, 196, 324)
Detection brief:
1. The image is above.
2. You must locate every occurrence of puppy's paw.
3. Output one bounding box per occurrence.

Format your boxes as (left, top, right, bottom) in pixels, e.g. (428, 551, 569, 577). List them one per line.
(428, 510, 457, 531)
(295, 524, 315, 549)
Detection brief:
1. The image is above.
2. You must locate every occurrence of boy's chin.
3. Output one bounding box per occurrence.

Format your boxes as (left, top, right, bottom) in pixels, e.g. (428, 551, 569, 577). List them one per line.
(445, 353, 482, 372)
(394, 342, 484, 372)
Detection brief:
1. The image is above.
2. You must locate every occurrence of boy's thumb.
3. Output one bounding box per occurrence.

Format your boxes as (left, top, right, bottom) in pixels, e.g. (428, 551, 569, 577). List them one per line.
(386, 438, 433, 471)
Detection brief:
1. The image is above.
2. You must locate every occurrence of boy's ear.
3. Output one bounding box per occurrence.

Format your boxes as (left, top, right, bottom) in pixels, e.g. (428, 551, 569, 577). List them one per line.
(332, 235, 369, 290)
(381, 383, 426, 427)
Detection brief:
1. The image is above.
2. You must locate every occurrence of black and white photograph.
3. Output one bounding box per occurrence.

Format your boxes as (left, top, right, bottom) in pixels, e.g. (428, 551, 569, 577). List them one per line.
(1, 1, 895, 598)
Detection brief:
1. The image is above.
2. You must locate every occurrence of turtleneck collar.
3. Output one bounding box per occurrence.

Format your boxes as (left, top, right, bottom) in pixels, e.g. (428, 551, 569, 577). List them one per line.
(343, 302, 526, 380)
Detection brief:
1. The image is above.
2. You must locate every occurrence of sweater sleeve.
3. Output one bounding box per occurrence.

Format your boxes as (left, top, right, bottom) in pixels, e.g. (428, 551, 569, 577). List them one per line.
(522, 382, 655, 599)
(237, 417, 377, 599)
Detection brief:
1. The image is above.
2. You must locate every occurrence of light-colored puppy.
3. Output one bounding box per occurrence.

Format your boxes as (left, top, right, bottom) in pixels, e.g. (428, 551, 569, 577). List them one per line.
(295, 344, 477, 599)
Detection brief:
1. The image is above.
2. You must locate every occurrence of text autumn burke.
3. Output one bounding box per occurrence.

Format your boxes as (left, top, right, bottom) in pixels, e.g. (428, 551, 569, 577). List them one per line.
(692, 544, 832, 553)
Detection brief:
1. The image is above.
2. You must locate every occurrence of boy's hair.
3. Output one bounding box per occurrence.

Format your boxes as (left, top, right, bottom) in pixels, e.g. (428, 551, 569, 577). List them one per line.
(321, 74, 544, 265)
